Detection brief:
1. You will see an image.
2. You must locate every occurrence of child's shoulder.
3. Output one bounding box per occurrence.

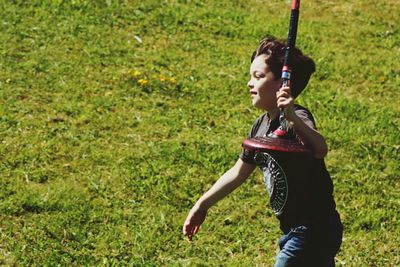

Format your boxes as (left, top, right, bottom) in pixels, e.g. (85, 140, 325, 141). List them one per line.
(294, 104, 314, 118)
(294, 104, 317, 128)
(294, 104, 311, 113)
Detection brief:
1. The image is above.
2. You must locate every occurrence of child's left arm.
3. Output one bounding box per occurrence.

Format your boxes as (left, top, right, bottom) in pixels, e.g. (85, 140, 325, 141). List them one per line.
(277, 86, 328, 159)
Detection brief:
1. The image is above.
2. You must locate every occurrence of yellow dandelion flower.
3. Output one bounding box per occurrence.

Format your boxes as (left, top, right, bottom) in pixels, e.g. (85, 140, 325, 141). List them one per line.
(138, 79, 148, 86)
(129, 69, 141, 77)
(169, 77, 176, 84)
(159, 75, 166, 82)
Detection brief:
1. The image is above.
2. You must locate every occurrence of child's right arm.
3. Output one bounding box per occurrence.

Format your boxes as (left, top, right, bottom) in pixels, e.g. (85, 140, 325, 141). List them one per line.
(182, 158, 256, 240)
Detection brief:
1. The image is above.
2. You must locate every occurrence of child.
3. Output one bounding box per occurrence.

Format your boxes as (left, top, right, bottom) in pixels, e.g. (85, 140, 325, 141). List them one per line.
(182, 36, 343, 267)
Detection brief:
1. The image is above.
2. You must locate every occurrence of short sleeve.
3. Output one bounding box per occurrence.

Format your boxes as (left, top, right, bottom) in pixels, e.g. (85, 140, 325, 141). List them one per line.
(294, 106, 317, 130)
(240, 147, 256, 164)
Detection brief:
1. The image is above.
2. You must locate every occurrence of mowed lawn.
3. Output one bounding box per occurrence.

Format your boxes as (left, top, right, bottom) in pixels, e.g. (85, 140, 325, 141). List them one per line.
(0, 0, 399, 266)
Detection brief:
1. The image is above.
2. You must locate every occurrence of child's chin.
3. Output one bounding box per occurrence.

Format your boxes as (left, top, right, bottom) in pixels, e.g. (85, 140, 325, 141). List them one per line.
(252, 102, 263, 109)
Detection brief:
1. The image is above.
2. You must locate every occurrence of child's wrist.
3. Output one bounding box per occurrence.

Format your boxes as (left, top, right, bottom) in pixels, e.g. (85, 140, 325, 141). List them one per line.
(285, 109, 298, 124)
(195, 200, 210, 211)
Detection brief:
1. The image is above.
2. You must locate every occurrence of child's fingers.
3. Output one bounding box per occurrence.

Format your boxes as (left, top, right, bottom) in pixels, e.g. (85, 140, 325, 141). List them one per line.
(183, 223, 200, 241)
(184, 226, 196, 241)
(193, 225, 200, 235)
(183, 220, 193, 235)
(277, 87, 292, 99)
(277, 98, 291, 109)
(279, 86, 291, 92)
(276, 90, 290, 99)
(277, 96, 291, 103)
(182, 227, 188, 236)
(276, 88, 293, 109)
(183, 220, 198, 235)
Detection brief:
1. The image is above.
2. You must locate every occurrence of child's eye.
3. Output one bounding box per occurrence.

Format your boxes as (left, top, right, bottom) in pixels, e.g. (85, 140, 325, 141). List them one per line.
(250, 71, 264, 79)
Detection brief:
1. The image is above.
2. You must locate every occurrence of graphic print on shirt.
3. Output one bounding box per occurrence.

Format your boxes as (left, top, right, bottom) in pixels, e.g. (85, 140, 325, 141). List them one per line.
(255, 152, 288, 215)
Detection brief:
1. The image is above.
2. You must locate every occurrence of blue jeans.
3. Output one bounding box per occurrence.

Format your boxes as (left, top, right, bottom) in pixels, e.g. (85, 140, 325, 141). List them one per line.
(274, 212, 343, 267)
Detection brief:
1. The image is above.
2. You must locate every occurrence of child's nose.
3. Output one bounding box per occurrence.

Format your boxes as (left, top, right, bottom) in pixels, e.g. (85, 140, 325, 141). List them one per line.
(247, 80, 253, 88)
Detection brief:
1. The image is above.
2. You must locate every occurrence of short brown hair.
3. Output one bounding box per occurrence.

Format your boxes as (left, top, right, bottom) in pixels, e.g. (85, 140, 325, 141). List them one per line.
(251, 36, 315, 98)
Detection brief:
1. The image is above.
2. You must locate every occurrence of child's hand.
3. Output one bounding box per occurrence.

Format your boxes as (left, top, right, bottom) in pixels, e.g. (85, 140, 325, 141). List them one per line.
(182, 205, 207, 241)
(276, 86, 296, 121)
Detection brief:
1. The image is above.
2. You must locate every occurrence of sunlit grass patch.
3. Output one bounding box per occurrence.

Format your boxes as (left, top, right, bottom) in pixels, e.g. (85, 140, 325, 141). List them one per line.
(0, 0, 399, 266)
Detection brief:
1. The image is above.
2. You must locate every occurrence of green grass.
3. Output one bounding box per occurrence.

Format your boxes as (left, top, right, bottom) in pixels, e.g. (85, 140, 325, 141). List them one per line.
(0, 0, 399, 266)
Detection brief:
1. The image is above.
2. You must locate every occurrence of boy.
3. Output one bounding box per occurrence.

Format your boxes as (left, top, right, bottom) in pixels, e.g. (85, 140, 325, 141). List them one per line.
(182, 37, 342, 267)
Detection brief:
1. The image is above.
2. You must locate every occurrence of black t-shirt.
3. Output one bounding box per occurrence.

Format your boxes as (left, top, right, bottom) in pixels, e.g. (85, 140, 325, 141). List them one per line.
(240, 105, 336, 232)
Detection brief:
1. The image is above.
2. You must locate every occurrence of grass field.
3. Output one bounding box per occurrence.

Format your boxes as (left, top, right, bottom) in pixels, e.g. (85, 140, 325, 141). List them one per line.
(0, 0, 399, 266)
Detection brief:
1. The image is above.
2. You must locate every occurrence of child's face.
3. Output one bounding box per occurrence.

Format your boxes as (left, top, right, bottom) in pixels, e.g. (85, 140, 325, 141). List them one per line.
(247, 54, 282, 111)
